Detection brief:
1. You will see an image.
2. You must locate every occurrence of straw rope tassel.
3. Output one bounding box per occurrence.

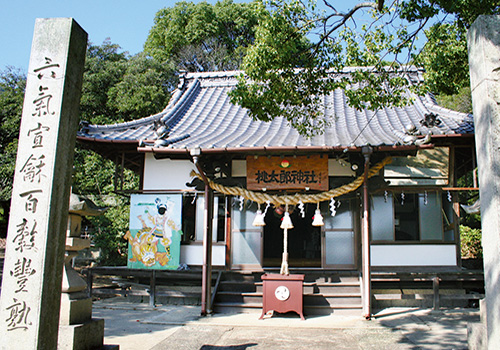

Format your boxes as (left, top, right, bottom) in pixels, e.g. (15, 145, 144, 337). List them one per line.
(281, 228, 289, 275)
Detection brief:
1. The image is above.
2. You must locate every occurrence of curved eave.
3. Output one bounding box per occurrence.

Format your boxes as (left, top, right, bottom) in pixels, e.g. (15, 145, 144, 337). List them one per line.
(136, 143, 436, 157)
(429, 133, 474, 139)
(77, 135, 141, 145)
(77, 136, 140, 154)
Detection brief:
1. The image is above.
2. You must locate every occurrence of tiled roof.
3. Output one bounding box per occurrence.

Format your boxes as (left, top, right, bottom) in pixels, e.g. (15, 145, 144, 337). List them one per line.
(77, 69, 473, 151)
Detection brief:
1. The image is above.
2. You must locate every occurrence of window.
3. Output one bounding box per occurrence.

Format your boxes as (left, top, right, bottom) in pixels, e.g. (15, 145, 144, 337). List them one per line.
(395, 193, 420, 240)
(371, 191, 455, 242)
(181, 193, 226, 243)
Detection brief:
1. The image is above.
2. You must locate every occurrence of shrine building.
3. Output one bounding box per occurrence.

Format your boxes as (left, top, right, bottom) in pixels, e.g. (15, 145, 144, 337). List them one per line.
(77, 68, 478, 317)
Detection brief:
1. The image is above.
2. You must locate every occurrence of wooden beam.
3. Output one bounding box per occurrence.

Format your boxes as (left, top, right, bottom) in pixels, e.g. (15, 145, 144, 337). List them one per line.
(442, 187, 479, 191)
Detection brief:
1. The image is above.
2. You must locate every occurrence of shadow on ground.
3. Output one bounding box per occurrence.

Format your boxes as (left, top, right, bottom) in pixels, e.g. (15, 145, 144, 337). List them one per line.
(200, 344, 257, 350)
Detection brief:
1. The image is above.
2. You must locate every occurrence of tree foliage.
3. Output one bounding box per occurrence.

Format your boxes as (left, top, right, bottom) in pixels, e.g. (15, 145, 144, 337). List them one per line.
(0, 67, 25, 224)
(460, 225, 482, 259)
(0, 40, 167, 263)
(75, 40, 170, 265)
(416, 23, 469, 96)
(80, 40, 129, 124)
(108, 52, 176, 119)
(3, 0, 496, 259)
(399, 0, 500, 28)
(145, 0, 264, 71)
(230, 0, 500, 136)
(80, 40, 174, 125)
(410, 1, 499, 108)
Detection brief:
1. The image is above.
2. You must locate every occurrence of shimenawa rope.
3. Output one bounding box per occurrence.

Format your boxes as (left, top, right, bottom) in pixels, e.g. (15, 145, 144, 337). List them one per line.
(190, 157, 392, 206)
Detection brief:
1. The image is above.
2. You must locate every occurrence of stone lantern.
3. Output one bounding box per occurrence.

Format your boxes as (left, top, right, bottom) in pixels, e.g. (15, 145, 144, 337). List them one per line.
(58, 193, 112, 350)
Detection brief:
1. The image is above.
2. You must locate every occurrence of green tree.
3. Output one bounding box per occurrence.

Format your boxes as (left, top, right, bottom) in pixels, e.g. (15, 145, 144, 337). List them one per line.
(145, 0, 264, 71)
(85, 197, 132, 266)
(399, 0, 500, 28)
(0, 67, 25, 228)
(80, 40, 129, 125)
(108, 52, 176, 120)
(0, 40, 170, 263)
(416, 23, 469, 96)
(81, 41, 176, 124)
(75, 40, 172, 265)
(230, 0, 500, 136)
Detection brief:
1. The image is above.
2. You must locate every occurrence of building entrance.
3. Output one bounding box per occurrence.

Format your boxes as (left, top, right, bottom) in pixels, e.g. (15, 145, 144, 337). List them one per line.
(263, 204, 321, 268)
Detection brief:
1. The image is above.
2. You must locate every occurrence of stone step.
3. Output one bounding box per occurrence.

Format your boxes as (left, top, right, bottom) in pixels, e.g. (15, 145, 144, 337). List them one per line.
(214, 291, 362, 307)
(212, 302, 262, 314)
(220, 271, 360, 284)
(213, 302, 363, 316)
(218, 281, 361, 293)
(214, 271, 362, 313)
(92, 288, 202, 305)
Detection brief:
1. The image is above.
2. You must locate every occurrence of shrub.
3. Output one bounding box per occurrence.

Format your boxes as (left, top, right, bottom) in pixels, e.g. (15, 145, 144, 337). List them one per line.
(460, 224, 482, 259)
(86, 195, 129, 266)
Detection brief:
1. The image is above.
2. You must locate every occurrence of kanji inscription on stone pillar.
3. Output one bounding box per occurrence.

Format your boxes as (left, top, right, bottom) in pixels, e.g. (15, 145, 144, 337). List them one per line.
(0, 18, 87, 350)
(468, 14, 500, 350)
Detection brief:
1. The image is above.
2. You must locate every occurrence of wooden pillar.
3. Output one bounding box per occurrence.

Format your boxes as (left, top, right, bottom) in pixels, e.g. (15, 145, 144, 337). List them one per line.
(191, 150, 214, 316)
(433, 276, 440, 311)
(225, 196, 231, 269)
(201, 183, 214, 315)
(361, 146, 373, 319)
(149, 270, 157, 308)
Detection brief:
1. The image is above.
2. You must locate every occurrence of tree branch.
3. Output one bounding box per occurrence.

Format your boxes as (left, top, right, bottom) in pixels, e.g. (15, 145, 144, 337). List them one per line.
(313, 1, 379, 52)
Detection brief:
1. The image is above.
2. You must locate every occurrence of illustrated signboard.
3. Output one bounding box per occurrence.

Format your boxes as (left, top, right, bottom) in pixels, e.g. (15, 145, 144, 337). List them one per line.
(246, 154, 328, 191)
(126, 194, 183, 269)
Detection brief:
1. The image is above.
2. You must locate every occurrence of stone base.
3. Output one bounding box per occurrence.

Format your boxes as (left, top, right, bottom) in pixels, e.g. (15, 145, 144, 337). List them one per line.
(467, 322, 487, 350)
(60, 294, 92, 325)
(467, 298, 488, 350)
(58, 318, 105, 350)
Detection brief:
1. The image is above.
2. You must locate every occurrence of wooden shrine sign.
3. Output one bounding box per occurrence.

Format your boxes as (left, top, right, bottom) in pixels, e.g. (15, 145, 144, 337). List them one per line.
(246, 154, 328, 191)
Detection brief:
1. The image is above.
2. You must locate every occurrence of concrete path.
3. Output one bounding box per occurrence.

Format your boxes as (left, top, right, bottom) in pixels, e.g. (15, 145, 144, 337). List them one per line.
(93, 300, 479, 350)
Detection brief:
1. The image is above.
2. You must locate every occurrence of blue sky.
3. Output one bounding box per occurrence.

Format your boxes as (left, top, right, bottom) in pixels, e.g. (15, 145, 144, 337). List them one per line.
(0, 0, 366, 73)
(1, 0, 242, 72)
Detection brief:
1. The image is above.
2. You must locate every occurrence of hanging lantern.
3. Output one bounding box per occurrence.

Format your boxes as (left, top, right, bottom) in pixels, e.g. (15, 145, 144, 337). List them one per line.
(312, 203, 324, 226)
(252, 209, 266, 226)
(280, 205, 294, 229)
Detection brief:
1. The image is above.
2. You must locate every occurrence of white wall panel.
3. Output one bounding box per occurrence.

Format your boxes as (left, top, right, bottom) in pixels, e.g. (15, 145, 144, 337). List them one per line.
(180, 245, 226, 266)
(143, 154, 196, 190)
(371, 245, 457, 266)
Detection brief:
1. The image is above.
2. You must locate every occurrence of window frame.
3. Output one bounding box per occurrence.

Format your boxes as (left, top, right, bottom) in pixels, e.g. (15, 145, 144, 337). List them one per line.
(181, 192, 227, 245)
(370, 190, 454, 244)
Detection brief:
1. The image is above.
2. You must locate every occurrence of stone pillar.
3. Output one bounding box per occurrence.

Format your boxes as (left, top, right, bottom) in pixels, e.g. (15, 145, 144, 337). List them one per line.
(0, 18, 87, 349)
(468, 15, 500, 349)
